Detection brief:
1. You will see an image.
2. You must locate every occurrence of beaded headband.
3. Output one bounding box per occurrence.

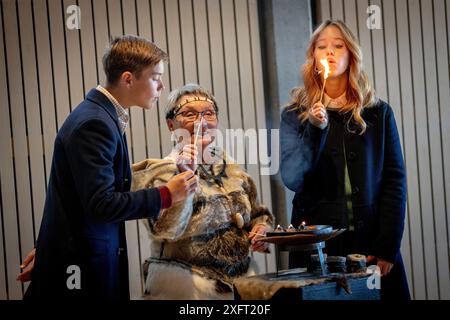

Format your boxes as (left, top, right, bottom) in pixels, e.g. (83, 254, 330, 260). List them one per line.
(167, 96, 217, 119)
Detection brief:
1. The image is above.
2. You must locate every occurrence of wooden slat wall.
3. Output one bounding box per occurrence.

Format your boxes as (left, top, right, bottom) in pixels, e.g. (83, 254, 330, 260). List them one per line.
(0, 0, 275, 300)
(315, 0, 450, 300)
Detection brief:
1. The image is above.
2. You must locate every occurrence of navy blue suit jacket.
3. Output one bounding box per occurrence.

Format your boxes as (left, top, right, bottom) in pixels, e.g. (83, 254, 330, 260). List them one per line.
(27, 89, 161, 300)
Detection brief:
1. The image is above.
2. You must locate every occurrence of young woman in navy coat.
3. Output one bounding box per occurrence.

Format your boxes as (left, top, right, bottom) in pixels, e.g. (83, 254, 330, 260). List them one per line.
(280, 20, 410, 300)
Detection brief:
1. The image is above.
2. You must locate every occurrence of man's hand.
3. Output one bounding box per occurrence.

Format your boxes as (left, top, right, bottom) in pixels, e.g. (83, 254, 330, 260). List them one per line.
(166, 170, 198, 203)
(16, 248, 35, 283)
(249, 224, 270, 253)
(367, 255, 394, 276)
(308, 102, 328, 129)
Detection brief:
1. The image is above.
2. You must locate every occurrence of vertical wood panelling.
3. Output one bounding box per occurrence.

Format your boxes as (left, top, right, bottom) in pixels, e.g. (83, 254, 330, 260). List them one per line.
(121, 0, 146, 299)
(409, 0, 438, 300)
(92, 0, 109, 85)
(249, 0, 276, 272)
(434, 0, 450, 300)
(1, 0, 274, 299)
(165, 0, 184, 92)
(179, 0, 198, 84)
(137, 0, 162, 160)
(135, 0, 156, 298)
(151, 0, 172, 158)
(16, 0, 41, 289)
(107, 0, 123, 38)
(315, 0, 450, 300)
(0, 1, 16, 300)
(356, 0, 374, 86)
(193, 0, 212, 91)
(0, 189, 6, 299)
(234, 0, 265, 271)
(63, 0, 84, 110)
(381, 1, 403, 135)
(248, 0, 271, 213)
(446, 0, 450, 257)
(1, 0, 24, 300)
(221, 0, 246, 186)
(3, 0, 34, 298)
(17, 0, 46, 251)
(381, 0, 413, 291)
(235, 0, 260, 187)
(78, 0, 98, 94)
(421, 0, 450, 300)
(33, 0, 57, 188)
(317, 0, 331, 22)
(107, 0, 131, 162)
(330, 0, 344, 20)
(48, 0, 71, 125)
(397, 0, 426, 299)
(343, 0, 358, 37)
(206, 0, 229, 129)
(370, 0, 387, 101)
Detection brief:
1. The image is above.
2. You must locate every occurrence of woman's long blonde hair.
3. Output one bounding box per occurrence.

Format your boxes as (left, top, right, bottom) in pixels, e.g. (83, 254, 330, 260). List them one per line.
(289, 20, 376, 134)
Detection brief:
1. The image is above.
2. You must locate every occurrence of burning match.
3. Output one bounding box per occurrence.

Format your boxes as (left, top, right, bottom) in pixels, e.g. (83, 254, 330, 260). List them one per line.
(319, 58, 330, 104)
(192, 117, 204, 170)
(193, 116, 203, 147)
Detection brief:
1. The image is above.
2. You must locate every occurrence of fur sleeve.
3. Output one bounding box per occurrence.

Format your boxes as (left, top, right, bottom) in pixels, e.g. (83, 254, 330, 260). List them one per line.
(238, 167, 275, 230)
(131, 158, 194, 240)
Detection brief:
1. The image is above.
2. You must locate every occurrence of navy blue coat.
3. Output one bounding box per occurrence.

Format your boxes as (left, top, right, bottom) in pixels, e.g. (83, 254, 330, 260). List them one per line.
(280, 100, 410, 299)
(27, 89, 162, 300)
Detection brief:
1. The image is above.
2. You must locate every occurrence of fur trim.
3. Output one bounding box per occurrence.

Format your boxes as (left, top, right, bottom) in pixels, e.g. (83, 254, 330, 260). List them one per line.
(144, 260, 233, 300)
(183, 227, 251, 278)
(144, 258, 260, 300)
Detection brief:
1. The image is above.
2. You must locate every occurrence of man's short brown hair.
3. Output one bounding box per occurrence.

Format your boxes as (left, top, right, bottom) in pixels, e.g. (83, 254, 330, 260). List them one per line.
(102, 35, 168, 85)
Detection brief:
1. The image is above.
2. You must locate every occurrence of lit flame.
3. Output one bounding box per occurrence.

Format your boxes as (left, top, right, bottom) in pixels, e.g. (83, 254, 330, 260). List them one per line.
(320, 58, 330, 80)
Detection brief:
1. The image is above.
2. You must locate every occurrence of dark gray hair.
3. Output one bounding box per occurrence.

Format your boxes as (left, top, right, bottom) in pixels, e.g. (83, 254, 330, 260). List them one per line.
(165, 83, 218, 120)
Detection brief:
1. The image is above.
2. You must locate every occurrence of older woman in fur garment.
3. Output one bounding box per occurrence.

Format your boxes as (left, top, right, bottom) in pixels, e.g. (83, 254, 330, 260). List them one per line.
(132, 84, 274, 300)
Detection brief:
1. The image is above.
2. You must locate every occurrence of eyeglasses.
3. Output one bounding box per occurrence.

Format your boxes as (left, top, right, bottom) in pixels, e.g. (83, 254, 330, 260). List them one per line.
(174, 109, 218, 122)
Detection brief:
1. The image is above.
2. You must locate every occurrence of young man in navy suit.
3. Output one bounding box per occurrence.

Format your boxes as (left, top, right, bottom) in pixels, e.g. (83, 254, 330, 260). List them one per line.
(18, 35, 198, 300)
